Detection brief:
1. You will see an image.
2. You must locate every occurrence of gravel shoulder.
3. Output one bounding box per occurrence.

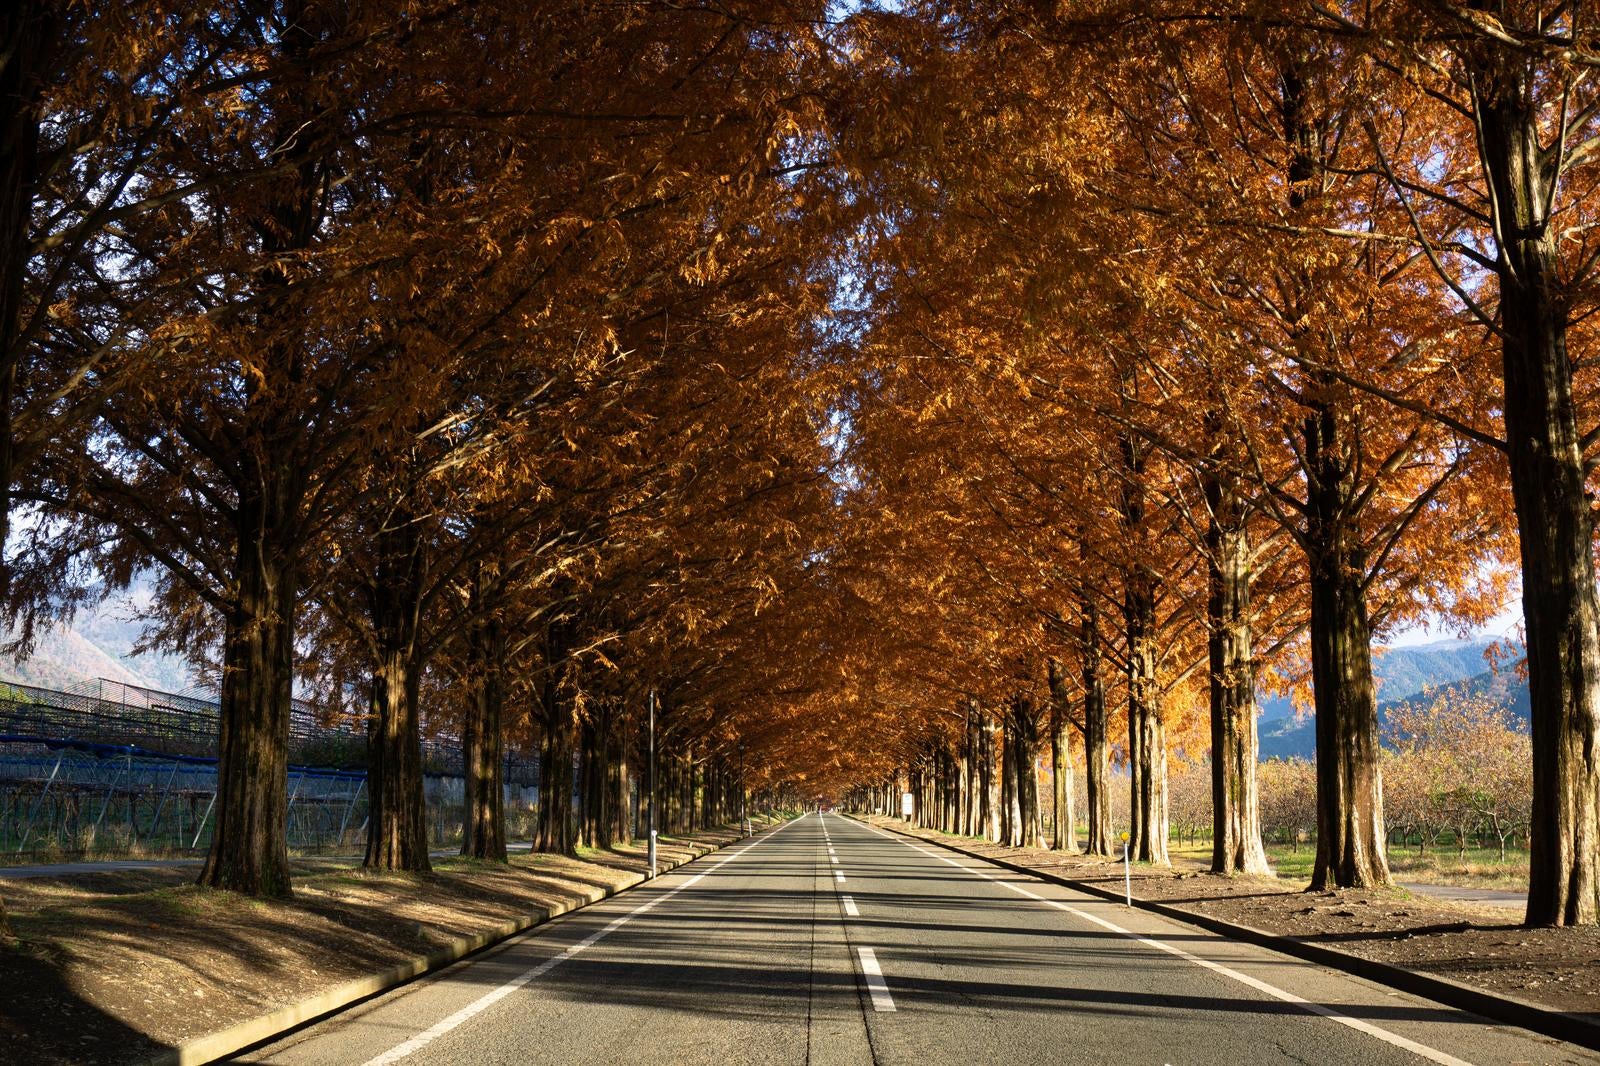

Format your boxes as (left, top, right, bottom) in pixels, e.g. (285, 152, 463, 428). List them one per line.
(865, 817, 1600, 1021)
(0, 823, 770, 1065)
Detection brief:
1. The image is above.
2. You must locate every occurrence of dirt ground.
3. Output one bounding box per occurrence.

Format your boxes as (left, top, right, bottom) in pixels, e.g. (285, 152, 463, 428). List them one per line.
(867, 817, 1600, 1022)
(0, 824, 762, 1066)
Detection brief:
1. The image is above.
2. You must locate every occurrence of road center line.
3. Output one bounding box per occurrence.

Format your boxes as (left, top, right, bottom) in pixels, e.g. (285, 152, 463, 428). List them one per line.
(359, 814, 808, 1066)
(850, 819, 1473, 1066)
(841, 894, 860, 917)
(857, 947, 896, 1012)
(835, 869, 846, 882)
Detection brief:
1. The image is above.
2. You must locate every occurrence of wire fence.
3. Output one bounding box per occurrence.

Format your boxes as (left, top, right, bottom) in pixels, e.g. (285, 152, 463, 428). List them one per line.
(0, 677, 539, 863)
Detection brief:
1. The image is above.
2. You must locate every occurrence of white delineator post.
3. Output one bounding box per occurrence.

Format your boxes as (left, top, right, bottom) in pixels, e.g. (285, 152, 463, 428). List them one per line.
(1121, 830, 1131, 908)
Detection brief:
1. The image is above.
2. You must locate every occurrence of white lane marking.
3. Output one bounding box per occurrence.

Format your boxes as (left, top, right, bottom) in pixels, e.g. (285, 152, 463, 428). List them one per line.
(849, 819, 1472, 1066)
(361, 815, 808, 1066)
(842, 894, 860, 917)
(858, 947, 896, 1012)
(835, 870, 845, 883)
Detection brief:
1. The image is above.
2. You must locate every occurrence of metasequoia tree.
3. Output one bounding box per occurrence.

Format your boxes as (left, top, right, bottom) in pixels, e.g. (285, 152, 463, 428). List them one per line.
(1073, 13, 1512, 889)
(1280, 0, 1600, 926)
(6, 0, 836, 894)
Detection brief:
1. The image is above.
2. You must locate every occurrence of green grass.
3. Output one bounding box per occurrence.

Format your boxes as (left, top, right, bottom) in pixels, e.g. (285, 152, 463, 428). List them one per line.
(1169, 839, 1528, 889)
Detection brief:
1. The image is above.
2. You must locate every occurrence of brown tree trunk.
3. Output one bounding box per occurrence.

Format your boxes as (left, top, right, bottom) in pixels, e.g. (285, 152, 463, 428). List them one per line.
(1305, 396, 1390, 890)
(1047, 657, 1079, 853)
(536, 702, 575, 853)
(983, 713, 1002, 842)
(198, 483, 297, 897)
(578, 710, 608, 848)
(957, 705, 972, 835)
(1082, 600, 1113, 856)
(1126, 571, 1169, 865)
(1474, 54, 1600, 927)
(0, 3, 49, 595)
(1206, 467, 1269, 875)
(363, 505, 429, 873)
(365, 648, 429, 871)
(1006, 695, 1041, 848)
(461, 601, 505, 861)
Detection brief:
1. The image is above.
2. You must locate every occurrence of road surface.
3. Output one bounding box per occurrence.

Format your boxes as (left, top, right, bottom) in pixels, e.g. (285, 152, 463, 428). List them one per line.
(243, 813, 1595, 1065)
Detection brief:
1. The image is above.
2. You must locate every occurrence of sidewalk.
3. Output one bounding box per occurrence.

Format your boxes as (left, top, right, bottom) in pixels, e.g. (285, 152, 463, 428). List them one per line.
(1400, 881, 1526, 909)
(862, 816, 1600, 1041)
(0, 842, 536, 880)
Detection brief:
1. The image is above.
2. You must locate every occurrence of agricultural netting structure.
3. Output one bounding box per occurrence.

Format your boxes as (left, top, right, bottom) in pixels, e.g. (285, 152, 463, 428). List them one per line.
(0, 678, 539, 862)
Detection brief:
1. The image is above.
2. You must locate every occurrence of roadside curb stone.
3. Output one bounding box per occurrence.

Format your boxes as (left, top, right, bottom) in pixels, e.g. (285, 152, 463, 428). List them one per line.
(145, 820, 789, 1066)
(859, 816, 1600, 1054)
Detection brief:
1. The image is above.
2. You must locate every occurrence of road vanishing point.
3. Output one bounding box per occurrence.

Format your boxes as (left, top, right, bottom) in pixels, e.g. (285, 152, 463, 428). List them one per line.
(244, 814, 1594, 1066)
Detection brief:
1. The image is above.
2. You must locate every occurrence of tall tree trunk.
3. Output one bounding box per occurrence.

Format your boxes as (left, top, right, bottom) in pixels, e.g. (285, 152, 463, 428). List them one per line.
(0, 3, 49, 595)
(1118, 422, 1168, 865)
(1305, 395, 1390, 890)
(198, 481, 297, 897)
(461, 598, 505, 861)
(1081, 601, 1112, 856)
(1047, 657, 1079, 853)
(999, 722, 1016, 843)
(363, 505, 429, 873)
(536, 699, 575, 853)
(535, 622, 575, 854)
(960, 701, 972, 832)
(1474, 54, 1600, 927)
(1126, 570, 1169, 864)
(1205, 466, 1269, 875)
(1275, 62, 1389, 892)
(983, 713, 1002, 842)
(366, 648, 429, 871)
(957, 708, 972, 835)
(1006, 695, 1041, 848)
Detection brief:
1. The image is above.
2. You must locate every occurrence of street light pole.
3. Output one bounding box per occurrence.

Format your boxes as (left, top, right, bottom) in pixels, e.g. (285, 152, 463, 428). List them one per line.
(738, 739, 748, 836)
(647, 688, 657, 879)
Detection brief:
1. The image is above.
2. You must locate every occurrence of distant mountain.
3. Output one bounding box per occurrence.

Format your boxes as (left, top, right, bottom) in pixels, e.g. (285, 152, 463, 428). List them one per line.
(1257, 639, 1525, 760)
(1257, 638, 1500, 724)
(0, 593, 196, 695)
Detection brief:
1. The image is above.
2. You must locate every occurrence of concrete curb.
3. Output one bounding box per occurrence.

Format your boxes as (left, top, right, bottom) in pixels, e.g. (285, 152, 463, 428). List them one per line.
(151, 820, 790, 1066)
(858, 817, 1600, 1053)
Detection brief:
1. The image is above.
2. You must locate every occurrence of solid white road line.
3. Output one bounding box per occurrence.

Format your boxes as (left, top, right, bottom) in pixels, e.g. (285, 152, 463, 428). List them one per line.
(841, 894, 860, 917)
(849, 819, 1474, 1066)
(360, 814, 809, 1066)
(857, 947, 897, 1012)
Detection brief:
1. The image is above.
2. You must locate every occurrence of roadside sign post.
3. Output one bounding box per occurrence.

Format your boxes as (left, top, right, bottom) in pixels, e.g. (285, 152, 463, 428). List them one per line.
(901, 791, 914, 822)
(1120, 830, 1131, 908)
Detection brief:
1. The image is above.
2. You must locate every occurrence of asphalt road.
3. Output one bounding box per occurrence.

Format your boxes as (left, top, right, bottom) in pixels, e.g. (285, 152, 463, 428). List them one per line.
(241, 813, 1597, 1065)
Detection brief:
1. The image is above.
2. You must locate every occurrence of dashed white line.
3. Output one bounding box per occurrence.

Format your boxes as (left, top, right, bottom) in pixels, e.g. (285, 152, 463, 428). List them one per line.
(359, 815, 808, 1065)
(835, 869, 846, 883)
(857, 947, 896, 1011)
(849, 819, 1473, 1066)
(841, 894, 860, 917)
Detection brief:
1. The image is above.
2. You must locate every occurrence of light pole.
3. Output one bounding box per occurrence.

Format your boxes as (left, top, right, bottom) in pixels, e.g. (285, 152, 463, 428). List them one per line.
(738, 739, 748, 835)
(647, 688, 657, 879)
